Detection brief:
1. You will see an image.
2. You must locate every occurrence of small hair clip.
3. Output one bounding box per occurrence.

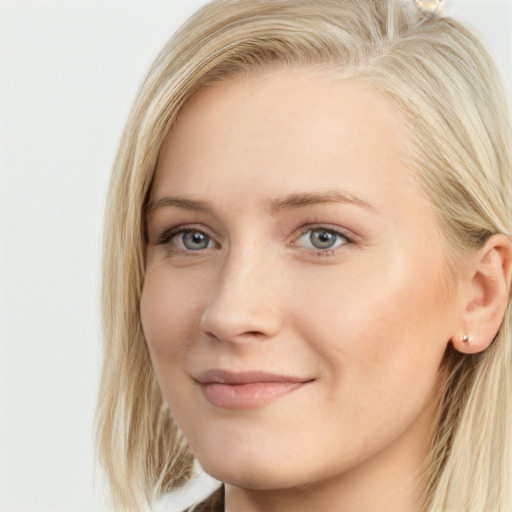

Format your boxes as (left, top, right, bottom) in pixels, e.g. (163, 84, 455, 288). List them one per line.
(413, 0, 443, 18)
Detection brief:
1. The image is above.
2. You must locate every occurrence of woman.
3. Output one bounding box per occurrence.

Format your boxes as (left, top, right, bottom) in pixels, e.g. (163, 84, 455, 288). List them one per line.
(96, 1, 512, 511)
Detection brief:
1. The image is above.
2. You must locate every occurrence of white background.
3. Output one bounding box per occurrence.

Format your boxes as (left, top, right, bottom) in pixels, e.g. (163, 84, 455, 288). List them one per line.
(0, 1, 510, 511)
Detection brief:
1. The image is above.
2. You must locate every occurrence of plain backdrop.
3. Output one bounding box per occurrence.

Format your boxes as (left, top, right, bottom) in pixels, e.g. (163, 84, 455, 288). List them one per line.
(0, 1, 510, 511)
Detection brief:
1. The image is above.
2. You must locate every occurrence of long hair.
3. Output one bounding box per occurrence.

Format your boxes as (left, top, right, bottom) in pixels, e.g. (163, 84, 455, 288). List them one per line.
(96, 1, 512, 510)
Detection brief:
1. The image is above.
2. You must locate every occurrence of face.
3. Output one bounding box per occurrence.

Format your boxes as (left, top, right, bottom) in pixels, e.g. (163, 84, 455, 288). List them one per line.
(141, 69, 461, 491)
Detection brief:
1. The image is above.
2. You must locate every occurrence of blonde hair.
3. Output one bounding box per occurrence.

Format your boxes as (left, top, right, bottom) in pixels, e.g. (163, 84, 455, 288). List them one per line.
(96, 1, 512, 510)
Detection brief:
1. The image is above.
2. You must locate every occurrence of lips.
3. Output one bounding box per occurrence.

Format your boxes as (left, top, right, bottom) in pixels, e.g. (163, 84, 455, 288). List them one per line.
(196, 369, 311, 385)
(195, 369, 314, 410)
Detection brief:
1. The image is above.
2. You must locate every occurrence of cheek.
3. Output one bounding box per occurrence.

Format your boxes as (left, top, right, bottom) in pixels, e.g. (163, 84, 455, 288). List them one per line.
(140, 267, 209, 418)
(287, 252, 452, 388)
(279, 260, 450, 469)
(140, 267, 202, 361)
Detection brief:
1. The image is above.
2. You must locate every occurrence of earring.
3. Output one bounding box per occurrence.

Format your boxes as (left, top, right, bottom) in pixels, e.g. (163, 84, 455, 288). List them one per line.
(462, 334, 473, 343)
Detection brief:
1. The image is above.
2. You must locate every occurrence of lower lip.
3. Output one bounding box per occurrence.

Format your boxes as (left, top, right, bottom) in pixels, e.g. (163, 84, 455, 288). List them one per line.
(200, 381, 308, 410)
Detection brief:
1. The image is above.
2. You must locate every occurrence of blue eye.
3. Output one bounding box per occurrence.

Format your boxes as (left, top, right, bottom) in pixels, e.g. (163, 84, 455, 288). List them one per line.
(172, 230, 214, 251)
(296, 228, 347, 251)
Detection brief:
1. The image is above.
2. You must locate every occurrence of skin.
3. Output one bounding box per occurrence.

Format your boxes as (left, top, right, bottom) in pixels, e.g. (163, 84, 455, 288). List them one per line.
(141, 69, 468, 512)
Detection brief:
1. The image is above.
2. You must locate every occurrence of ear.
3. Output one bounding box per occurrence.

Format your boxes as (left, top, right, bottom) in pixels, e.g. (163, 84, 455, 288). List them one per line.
(451, 234, 512, 354)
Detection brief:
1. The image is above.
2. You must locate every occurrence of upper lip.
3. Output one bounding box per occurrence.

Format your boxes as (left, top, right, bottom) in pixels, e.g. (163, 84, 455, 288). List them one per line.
(195, 369, 313, 385)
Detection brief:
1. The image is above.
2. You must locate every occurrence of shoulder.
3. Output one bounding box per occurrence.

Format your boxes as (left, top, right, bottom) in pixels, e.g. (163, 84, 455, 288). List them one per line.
(181, 485, 224, 512)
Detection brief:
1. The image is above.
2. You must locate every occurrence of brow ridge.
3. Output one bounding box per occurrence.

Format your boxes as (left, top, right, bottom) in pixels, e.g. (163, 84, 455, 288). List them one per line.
(146, 190, 376, 215)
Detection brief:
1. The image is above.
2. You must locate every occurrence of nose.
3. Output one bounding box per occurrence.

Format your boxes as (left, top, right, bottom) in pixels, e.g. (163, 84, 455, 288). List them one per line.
(199, 248, 282, 344)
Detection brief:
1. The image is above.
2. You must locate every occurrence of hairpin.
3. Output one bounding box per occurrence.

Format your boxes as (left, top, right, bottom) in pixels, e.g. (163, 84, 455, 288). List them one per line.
(413, 0, 444, 18)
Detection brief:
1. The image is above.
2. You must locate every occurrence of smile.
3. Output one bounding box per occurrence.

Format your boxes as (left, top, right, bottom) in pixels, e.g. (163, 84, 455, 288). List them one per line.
(195, 370, 314, 410)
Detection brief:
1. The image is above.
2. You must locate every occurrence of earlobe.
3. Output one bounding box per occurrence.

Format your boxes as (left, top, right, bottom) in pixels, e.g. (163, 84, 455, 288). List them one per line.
(451, 234, 512, 355)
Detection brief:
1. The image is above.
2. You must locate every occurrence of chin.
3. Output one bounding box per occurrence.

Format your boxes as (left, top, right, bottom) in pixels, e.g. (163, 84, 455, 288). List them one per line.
(204, 465, 299, 491)
(190, 439, 268, 485)
(194, 449, 275, 488)
(193, 444, 323, 491)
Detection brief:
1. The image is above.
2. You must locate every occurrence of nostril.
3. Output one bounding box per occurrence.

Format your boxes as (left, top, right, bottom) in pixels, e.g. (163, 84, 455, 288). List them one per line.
(199, 285, 282, 342)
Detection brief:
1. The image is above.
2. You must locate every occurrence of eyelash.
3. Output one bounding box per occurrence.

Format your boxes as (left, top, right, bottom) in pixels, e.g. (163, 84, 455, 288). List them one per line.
(156, 224, 355, 257)
(295, 225, 354, 257)
(156, 226, 215, 248)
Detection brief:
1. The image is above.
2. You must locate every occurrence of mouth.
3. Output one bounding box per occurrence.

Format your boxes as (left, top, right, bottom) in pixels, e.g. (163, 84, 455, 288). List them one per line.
(195, 369, 315, 410)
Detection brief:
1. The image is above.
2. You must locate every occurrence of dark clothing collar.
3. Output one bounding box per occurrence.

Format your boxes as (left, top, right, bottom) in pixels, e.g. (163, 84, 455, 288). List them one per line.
(182, 485, 225, 512)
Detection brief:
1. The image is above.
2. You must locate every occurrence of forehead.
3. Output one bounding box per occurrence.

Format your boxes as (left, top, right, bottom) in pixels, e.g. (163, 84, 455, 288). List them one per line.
(153, 68, 420, 217)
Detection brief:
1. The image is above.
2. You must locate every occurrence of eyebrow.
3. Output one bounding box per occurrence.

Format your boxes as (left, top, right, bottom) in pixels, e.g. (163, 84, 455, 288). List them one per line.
(269, 190, 376, 214)
(146, 196, 210, 214)
(146, 190, 377, 215)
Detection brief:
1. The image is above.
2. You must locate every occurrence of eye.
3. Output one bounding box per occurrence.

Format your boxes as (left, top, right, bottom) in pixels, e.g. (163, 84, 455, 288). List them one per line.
(166, 230, 215, 251)
(295, 227, 348, 251)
